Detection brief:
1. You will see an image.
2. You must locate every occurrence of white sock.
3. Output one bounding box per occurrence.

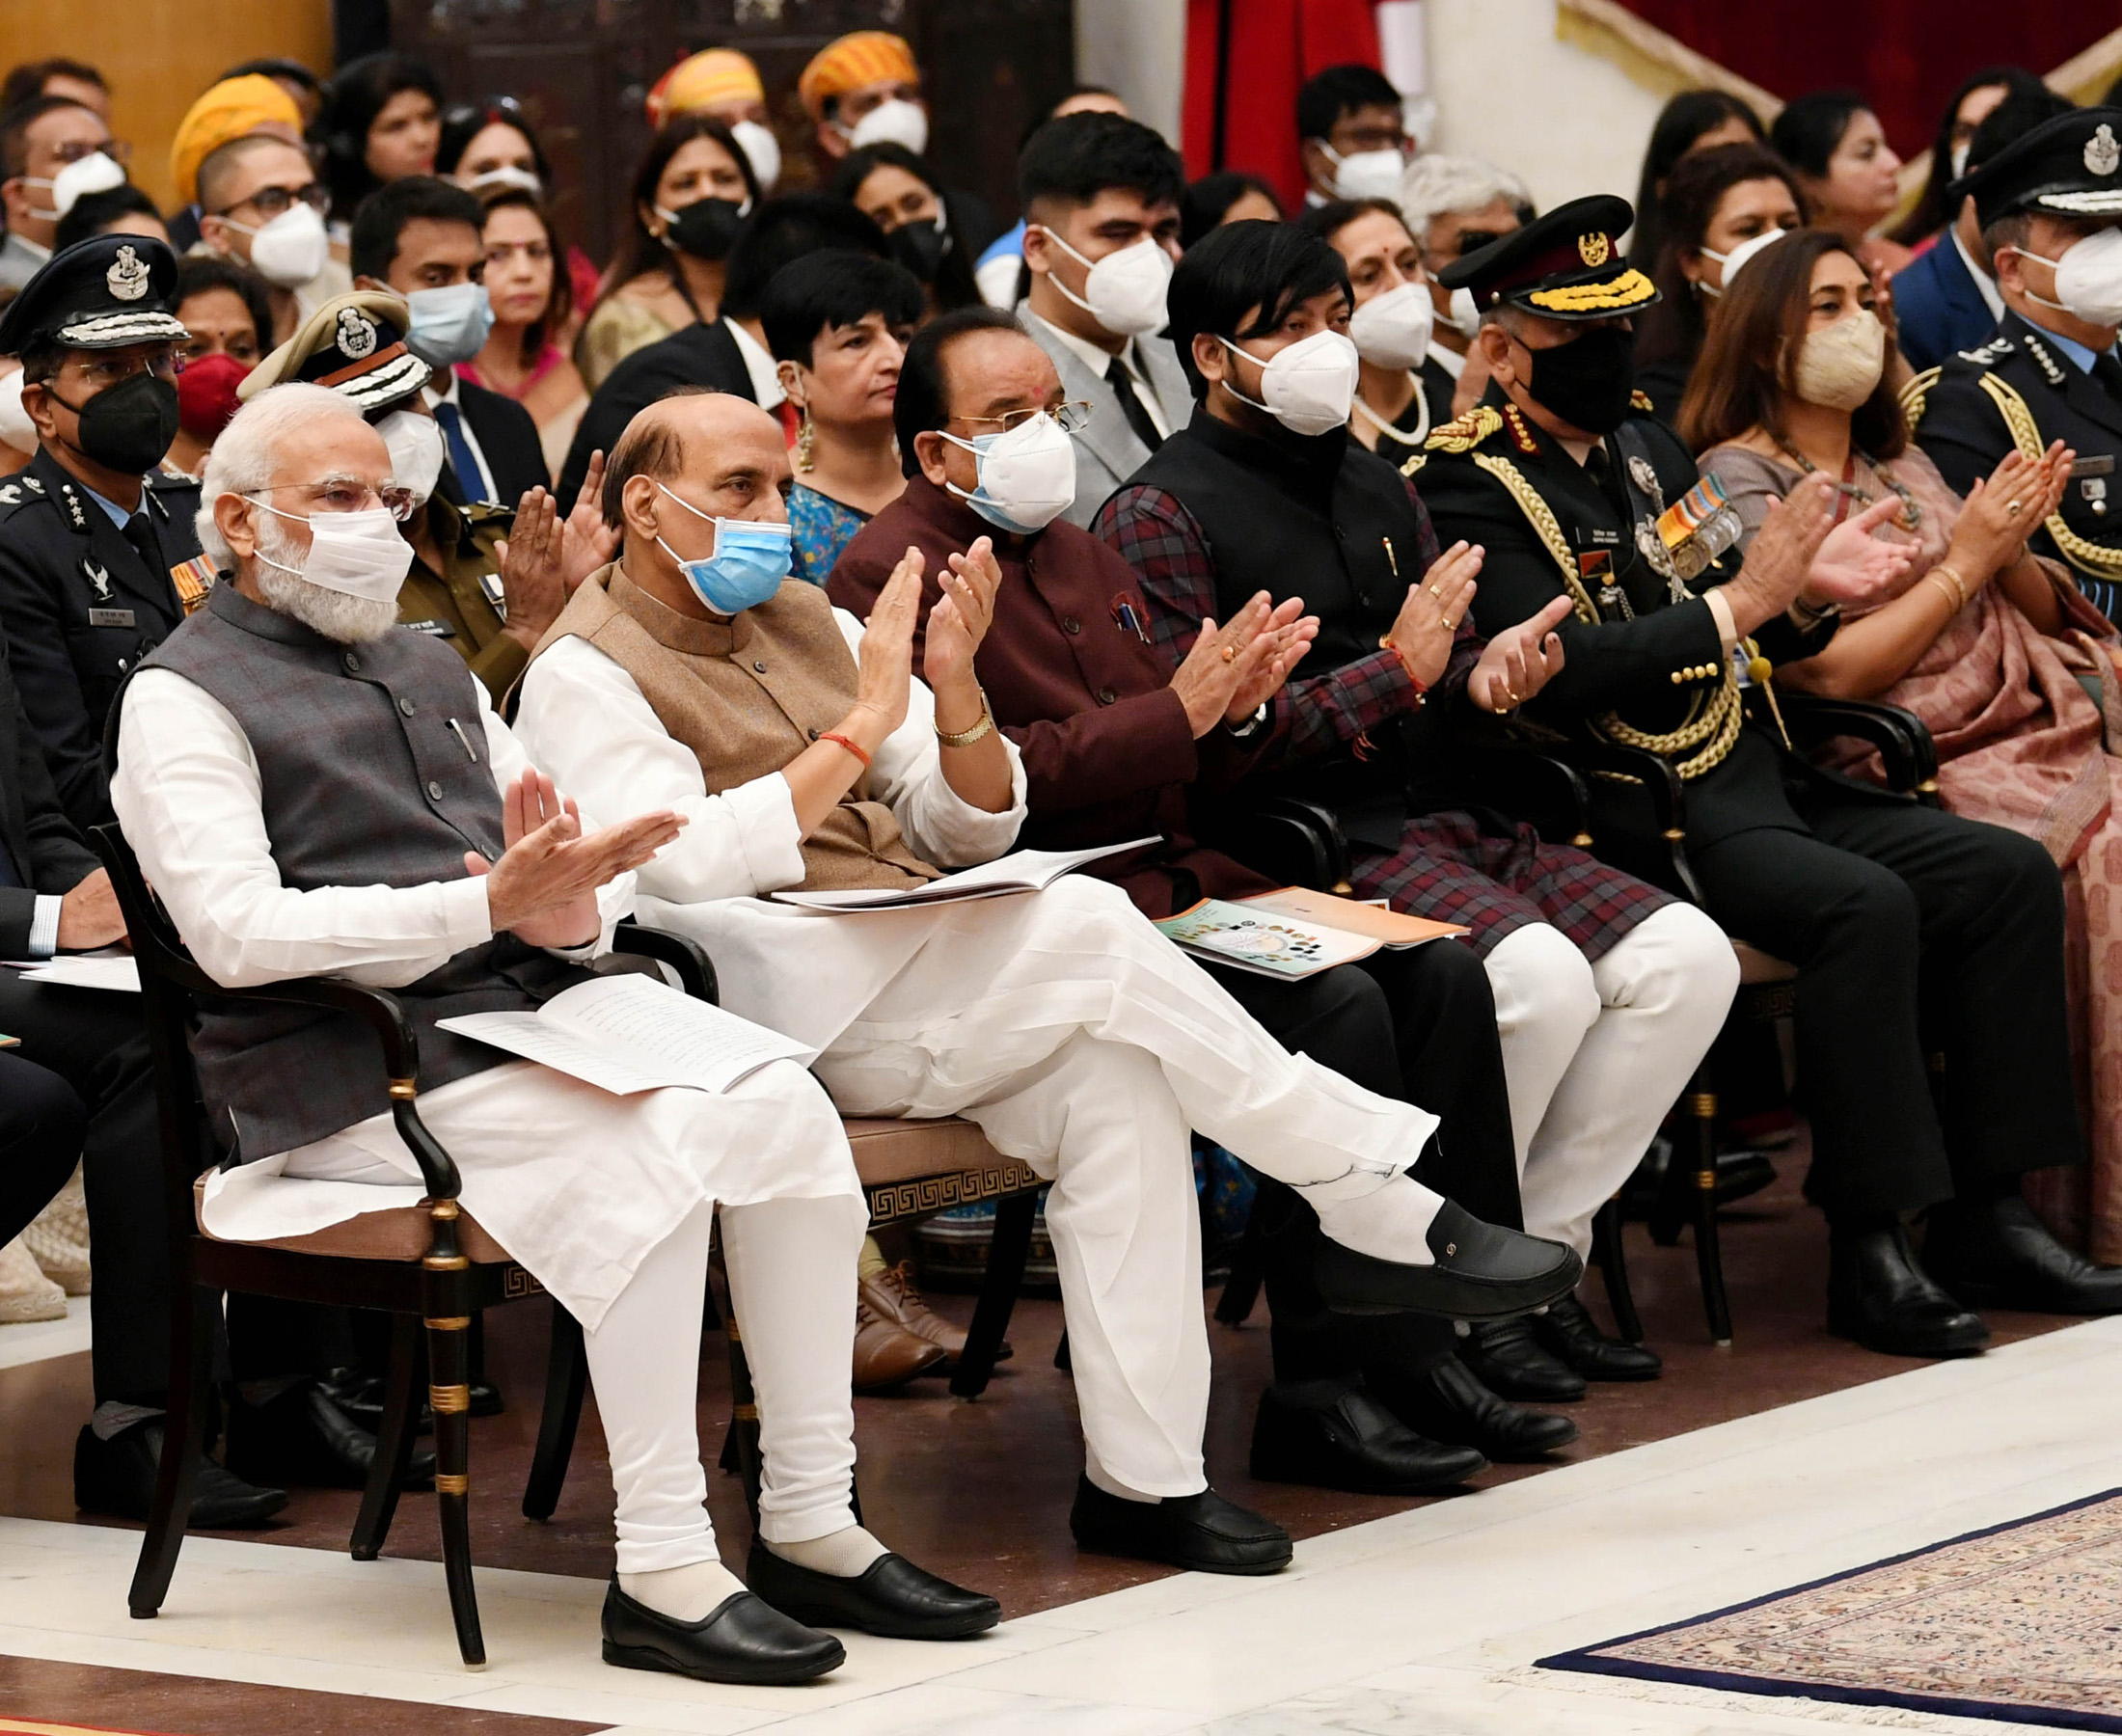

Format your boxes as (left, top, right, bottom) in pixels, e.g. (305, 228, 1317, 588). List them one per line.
(1312, 1172, 1441, 1265)
(619, 1559, 747, 1621)
(766, 1524, 889, 1578)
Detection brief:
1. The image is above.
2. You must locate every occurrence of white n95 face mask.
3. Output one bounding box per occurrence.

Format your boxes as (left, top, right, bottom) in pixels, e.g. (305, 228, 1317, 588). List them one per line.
(1037, 229, 1173, 339)
(1349, 281, 1434, 370)
(29, 149, 125, 222)
(849, 98, 929, 155)
(228, 202, 330, 288)
(375, 409, 447, 507)
(1318, 141, 1406, 203)
(939, 412, 1077, 534)
(1220, 330, 1361, 436)
(1447, 285, 1483, 339)
(464, 164, 542, 198)
(251, 501, 415, 603)
(2014, 226, 2122, 328)
(728, 120, 781, 193)
(1697, 228, 1787, 298)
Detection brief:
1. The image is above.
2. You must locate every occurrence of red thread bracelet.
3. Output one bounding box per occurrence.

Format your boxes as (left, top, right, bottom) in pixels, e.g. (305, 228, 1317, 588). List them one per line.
(819, 731, 872, 769)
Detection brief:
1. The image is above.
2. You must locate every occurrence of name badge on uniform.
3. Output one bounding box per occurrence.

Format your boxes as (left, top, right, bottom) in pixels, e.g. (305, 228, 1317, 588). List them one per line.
(87, 607, 135, 629)
(2072, 455, 2115, 478)
(402, 618, 457, 637)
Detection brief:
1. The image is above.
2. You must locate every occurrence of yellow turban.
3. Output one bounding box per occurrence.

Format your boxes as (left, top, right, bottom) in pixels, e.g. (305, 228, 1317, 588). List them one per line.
(798, 31, 918, 122)
(645, 48, 765, 130)
(170, 74, 305, 208)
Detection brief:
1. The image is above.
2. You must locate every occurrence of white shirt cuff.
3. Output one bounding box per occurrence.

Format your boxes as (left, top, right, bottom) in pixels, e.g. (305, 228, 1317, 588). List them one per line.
(445, 875, 502, 949)
(1704, 588, 1740, 654)
(26, 894, 61, 960)
(728, 774, 807, 892)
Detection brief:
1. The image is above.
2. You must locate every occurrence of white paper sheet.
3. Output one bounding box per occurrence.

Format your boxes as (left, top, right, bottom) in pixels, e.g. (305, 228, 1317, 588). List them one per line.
(13, 954, 141, 992)
(771, 837, 1161, 911)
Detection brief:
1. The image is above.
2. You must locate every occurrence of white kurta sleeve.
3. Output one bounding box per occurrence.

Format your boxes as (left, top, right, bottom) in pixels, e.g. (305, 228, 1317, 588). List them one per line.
(512, 634, 806, 905)
(830, 607, 1024, 869)
(112, 668, 497, 989)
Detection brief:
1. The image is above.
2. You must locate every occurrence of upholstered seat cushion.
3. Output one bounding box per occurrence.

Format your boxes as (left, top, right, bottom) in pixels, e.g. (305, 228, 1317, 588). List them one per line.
(843, 1117, 1004, 1186)
(192, 1174, 514, 1263)
(1732, 939, 1797, 986)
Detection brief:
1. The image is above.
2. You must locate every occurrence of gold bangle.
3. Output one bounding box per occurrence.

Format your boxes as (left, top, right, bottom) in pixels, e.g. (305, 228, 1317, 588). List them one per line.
(1930, 564, 1968, 610)
(935, 691, 994, 748)
(1925, 575, 1961, 613)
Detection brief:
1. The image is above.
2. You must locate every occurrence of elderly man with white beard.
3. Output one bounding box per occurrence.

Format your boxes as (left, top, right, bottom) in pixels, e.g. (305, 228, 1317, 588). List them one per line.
(107, 382, 1006, 1687)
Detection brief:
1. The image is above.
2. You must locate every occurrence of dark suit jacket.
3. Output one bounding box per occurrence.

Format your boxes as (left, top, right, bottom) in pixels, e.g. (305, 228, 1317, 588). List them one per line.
(1891, 235, 1998, 375)
(0, 637, 98, 956)
(443, 375, 548, 506)
(558, 319, 755, 504)
(824, 475, 1275, 917)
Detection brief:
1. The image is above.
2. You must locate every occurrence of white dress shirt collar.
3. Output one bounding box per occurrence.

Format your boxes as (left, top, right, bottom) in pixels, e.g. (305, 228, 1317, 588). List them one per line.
(725, 318, 786, 411)
(1021, 309, 1171, 440)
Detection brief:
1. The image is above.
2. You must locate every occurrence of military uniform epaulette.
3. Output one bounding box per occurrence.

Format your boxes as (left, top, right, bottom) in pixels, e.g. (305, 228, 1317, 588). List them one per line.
(0, 471, 49, 520)
(1414, 402, 1541, 462)
(1630, 389, 1656, 413)
(1957, 335, 2014, 366)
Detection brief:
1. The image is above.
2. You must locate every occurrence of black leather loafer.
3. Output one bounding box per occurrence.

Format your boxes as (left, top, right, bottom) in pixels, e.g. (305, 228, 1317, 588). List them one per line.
(601, 1579, 844, 1684)
(1828, 1223, 1990, 1358)
(1070, 1475, 1292, 1575)
(1373, 1358, 1578, 1462)
(226, 1380, 436, 1491)
(745, 1542, 999, 1640)
(1458, 1316, 1586, 1401)
(1315, 1203, 1582, 1320)
(1249, 1378, 1485, 1493)
(1532, 1295, 1663, 1381)
(1925, 1197, 2122, 1315)
(73, 1422, 287, 1530)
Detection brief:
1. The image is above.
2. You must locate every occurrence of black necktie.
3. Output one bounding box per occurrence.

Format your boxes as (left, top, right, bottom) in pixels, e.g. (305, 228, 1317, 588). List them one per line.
(1584, 444, 1614, 490)
(122, 510, 159, 578)
(1105, 355, 1164, 452)
(2093, 351, 2122, 404)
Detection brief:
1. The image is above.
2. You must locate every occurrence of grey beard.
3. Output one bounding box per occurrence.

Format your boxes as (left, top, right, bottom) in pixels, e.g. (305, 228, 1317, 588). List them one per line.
(254, 562, 402, 644)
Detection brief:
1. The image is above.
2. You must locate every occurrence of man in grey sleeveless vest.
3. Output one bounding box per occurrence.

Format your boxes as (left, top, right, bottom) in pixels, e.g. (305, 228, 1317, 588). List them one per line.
(108, 384, 1001, 1685)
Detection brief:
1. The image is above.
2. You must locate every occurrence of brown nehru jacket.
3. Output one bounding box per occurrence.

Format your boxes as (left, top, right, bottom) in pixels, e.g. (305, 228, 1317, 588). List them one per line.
(535, 563, 939, 893)
(826, 475, 1278, 917)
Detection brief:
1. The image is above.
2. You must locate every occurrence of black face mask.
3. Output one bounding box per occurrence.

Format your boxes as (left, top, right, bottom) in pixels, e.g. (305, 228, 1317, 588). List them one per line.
(1518, 323, 1636, 435)
(663, 196, 748, 261)
(50, 370, 180, 475)
(889, 216, 950, 284)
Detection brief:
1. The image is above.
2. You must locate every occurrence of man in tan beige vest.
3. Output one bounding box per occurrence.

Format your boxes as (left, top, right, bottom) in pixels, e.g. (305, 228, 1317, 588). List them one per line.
(515, 390, 1583, 1578)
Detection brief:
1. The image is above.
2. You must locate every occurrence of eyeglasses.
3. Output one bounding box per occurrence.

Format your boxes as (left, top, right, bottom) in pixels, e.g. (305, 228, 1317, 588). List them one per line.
(247, 480, 419, 523)
(67, 352, 179, 391)
(51, 137, 128, 166)
(218, 181, 330, 221)
(954, 400, 1093, 435)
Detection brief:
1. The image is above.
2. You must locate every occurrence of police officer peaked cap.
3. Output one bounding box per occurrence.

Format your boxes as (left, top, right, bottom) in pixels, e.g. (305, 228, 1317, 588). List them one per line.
(237, 289, 432, 414)
(1436, 194, 1659, 322)
(1963, 107, 2122, 231)
(0, 233, 189, 356)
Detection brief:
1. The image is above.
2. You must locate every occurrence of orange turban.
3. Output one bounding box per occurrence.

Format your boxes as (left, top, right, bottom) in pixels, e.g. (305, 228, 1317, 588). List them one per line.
(798, 31, 918, 122)
(170, 74, 305, 208)
(645, 48, 765, 130)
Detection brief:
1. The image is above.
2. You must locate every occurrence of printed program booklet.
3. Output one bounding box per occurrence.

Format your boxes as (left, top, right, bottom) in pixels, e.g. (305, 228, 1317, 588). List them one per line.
(437, 973, 814, 1096)
(770, 837, 1160, 911)
(1155, 888, 1468, 979)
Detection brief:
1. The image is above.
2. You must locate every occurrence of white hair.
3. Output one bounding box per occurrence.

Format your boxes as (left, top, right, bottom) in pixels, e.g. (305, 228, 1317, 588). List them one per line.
(195, 383, 368, 570)
(255, 557, 401, 644)
(1398, 153, 1532, 238)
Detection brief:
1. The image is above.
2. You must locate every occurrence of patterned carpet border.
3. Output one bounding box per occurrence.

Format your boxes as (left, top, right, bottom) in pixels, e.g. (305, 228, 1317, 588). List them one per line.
(1538, 1486, 2122, 1731)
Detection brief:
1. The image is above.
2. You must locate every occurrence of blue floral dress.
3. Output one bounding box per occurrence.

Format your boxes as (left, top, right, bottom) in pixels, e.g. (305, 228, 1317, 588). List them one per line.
(788, 484, 872, 587)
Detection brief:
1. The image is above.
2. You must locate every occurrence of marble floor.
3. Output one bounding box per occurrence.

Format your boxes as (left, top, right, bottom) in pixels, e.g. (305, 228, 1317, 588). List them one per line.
(2, 1169, 2116, 1734)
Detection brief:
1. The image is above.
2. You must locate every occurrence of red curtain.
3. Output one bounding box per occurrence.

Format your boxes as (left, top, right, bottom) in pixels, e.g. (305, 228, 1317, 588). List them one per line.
(1612, 1, 2121, 153)
(1183, 0, 1384, 212)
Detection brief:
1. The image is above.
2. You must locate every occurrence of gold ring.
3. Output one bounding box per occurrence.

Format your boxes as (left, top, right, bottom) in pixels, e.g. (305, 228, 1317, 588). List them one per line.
(2007, 499, 2025, 516)
(1507, 688, 1521, 703)
(1442, 616, 1457, 631)
(1220, 644, 1237, 664)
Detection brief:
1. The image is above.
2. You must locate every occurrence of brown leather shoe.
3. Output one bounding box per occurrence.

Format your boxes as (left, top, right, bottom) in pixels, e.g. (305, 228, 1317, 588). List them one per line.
(861, 1261, 970, 1366)
(853, 1286, 947, 1394)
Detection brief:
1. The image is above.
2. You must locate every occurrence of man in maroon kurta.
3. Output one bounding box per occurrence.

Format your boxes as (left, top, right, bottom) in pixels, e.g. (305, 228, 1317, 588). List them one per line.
(828, 307, 1579, 1491)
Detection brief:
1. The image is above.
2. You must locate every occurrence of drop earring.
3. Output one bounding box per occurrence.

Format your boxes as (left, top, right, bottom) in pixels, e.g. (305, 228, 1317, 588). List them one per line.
(796, 406, 816, 472)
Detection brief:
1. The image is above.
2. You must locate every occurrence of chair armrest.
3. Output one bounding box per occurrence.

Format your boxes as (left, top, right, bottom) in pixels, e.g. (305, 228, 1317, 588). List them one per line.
(1780, 692, 1941, 803)
(613, 921, 719, 1004)
(1458, 743, 1595, 848)
(1203, 798, 1352, 893)
(1532, 738, 1706, 905)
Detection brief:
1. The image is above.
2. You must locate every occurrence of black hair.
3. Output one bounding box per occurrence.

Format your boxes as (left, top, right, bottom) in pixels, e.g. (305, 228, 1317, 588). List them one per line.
(830, 141, 981, 311)
(1295, 196, 1408, 246)
(1628, 90, 1766, 268)
(893, 305, 1025, 475)
(1891, 67, 2051, 243)
(436, 95, 553, 186)
(0, 94, 98, 178)
(605, 114, 763, 311)
(313, 51, 446, 225)
(477, 186, 572, 366)
(221, 57, 324, 97)
(1018, 111, 1184, 219)
(0, 59, 104, 117)
(1769, 89, 1871, 178)
(1634, 143, 1806, 373)
(761, 251, 924, 366)
(720, 192, 886, 322)
(174, 252, 274, 354)
(1295, 64, 1401, 143)
(348, 175, 484, 284)
(54, 185, 163, 253)
(1166, 219, 1352, 400)
(1181, 170, 1286, 250)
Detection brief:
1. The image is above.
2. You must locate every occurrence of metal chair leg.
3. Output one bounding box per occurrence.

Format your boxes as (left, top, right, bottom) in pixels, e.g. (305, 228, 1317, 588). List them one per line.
(351, 1313, 423, 1560)
(522, 1299, 585, 1522)
(950, 1190, 1032, 1398)
(1689, 1071, 1733, 1346)
(423, 1220, 483, 1668)
(1592, 1197, 1643, 1344)
(128, 1282, 216, 1619)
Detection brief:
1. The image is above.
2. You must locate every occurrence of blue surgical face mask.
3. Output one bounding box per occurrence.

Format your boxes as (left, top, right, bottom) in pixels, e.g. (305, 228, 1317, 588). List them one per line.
(655, 482, 792, 614)
(404, 281, 495, 366)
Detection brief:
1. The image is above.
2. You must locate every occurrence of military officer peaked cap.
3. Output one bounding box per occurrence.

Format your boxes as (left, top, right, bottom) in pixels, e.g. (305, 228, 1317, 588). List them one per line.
(0, 232, 189, 356)
(1435, 194, 1659, 322)
(1963, 106, 2122, 231)
(237, 288, 432, 413)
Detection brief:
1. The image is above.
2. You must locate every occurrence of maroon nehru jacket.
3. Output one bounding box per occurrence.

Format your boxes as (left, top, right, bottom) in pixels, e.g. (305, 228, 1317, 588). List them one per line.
(826, 475, 1279, 916)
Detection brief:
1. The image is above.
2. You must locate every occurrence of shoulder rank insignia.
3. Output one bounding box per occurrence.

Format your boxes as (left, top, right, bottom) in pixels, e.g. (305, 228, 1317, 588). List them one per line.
(1423, 404, 1502, 453)
(2021, 331, 2067, 386)
(58, 482, 87, 531)
(1500, 404, 1539, 454)
(1957, 336, 2013, 366)
(1629, 389, 1655, 413)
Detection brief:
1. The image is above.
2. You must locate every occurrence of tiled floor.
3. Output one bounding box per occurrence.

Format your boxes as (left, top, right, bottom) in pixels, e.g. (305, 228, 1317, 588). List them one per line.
(0, 1159, 2110, 1734)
